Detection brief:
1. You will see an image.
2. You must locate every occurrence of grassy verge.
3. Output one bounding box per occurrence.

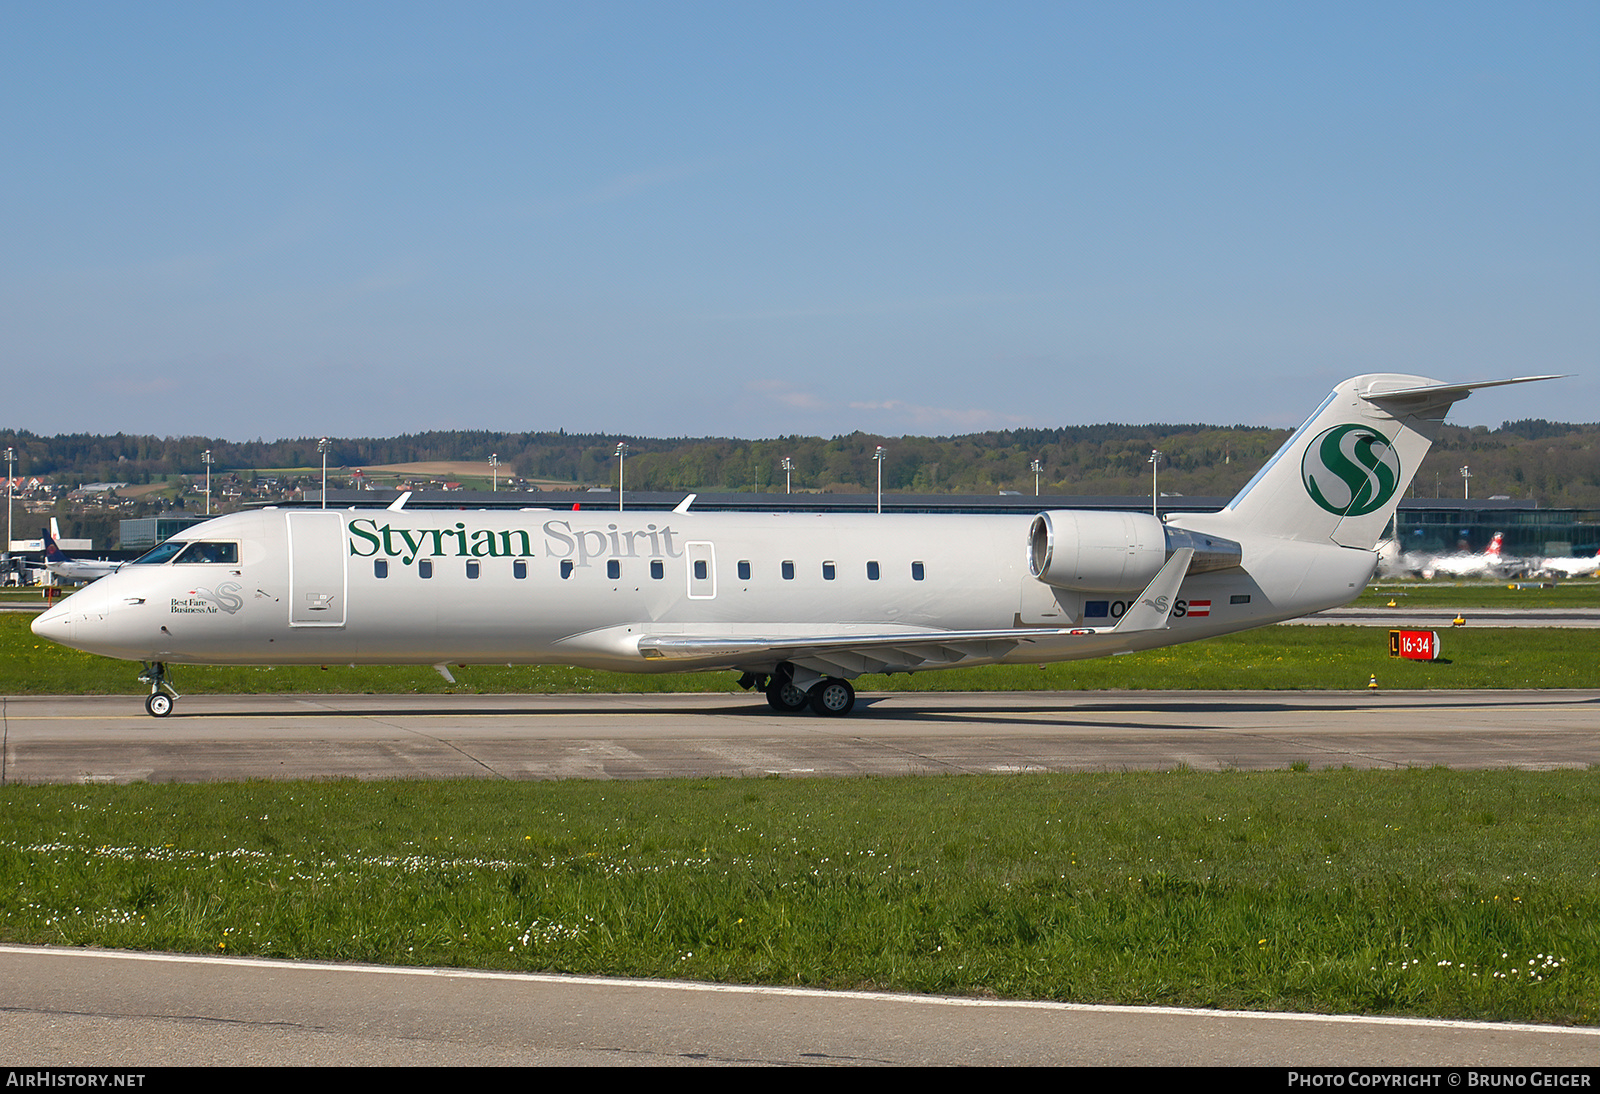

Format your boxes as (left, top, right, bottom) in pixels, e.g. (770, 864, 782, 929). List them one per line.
(7, 612, 1599, 694)
(1360, 582, 1600, 608)
(0, 769, 1593, 1024)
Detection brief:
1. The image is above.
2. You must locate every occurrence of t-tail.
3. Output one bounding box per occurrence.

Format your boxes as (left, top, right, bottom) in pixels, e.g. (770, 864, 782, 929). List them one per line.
(1175, 374, 1560, 550)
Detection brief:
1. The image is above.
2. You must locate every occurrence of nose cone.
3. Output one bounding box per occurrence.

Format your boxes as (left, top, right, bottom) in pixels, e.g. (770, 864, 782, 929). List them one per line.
(30, 582, 117, 654)
(31, 600, 74, 644)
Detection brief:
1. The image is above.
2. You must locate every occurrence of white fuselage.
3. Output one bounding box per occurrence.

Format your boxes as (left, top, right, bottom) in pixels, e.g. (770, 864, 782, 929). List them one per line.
(44, 557, 123, 582)
(32, 505, 1376, 674)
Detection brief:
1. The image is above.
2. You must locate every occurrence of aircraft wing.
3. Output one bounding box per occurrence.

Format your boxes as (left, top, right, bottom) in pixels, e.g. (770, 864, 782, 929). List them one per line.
(641, 626, 1078, 675)
(636, 548, 1195, 676)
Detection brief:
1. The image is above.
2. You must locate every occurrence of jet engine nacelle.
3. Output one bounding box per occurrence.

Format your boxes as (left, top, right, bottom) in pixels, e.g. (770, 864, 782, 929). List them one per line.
(1028, 511, 1242, 592)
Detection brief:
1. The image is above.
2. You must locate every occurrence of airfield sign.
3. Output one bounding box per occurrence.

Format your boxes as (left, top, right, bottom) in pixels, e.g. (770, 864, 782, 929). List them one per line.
(1389, 629, 1440, 661)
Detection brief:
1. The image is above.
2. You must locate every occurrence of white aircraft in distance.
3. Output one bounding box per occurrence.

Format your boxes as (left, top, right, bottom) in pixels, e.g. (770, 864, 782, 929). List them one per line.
(1535, 547, 1600, 579)
(42, 522, 125, 583)
(32, 373, 1559, 718)
(1416, 532, 1528, 580)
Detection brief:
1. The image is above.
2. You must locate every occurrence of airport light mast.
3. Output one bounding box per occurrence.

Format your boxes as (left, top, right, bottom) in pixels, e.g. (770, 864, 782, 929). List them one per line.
(202, 449, 213, 516)
(318, 438, 329, 509)
(615, 443, 628, 512)
(1030, 458, 1043, 496)
(1460, 465, 1472, 500)
(874, 446, 887, 514)
(1148, 449, 1163, 517)
(4, 446, 13, 556)
(781, 457, 794, 495)
(489, 453, 499, 493)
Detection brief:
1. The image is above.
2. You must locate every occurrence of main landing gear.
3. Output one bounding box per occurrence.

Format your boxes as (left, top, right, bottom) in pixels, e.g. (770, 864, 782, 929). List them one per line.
(739, 667, 857, 717)
(138, 662, 179, 718)
(805, 677, 855, 716)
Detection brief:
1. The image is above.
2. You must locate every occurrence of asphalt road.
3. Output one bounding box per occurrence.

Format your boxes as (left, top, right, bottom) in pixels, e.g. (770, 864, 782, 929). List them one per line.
(2, 946, 1594, 1067)
(2, 689, 1596, 784)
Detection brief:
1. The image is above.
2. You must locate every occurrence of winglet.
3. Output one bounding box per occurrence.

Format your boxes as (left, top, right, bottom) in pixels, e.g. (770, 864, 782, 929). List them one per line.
(1110, 547, 1194, 634)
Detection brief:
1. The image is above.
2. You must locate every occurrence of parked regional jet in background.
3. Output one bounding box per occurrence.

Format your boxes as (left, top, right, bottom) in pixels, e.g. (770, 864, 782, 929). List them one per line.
(42, 522, 125, 583)
(1416, 532, 1528, 580)
(1535, 548, 1600, 579)
(32, 373, 1558, 717)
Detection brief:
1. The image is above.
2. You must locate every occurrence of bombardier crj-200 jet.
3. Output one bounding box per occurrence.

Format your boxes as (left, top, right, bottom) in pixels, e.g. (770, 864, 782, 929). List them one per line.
(32, 373, 1557, 717)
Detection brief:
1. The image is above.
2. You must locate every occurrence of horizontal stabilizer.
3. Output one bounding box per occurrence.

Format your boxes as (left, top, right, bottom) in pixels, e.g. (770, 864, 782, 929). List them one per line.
(1359, 375, 1564, 420)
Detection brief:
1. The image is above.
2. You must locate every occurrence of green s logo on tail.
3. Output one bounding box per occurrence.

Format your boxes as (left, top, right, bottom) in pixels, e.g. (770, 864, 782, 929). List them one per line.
(1301, 424, 1400, 516)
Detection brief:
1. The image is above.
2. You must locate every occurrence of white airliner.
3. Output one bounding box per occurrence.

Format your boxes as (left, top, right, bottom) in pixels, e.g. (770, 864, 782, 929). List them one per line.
(42, 523, 125, 583)
(1416, 531, 1526, 580)
(31, 373, 1557, 717)
(1535, 548, 1600, 579)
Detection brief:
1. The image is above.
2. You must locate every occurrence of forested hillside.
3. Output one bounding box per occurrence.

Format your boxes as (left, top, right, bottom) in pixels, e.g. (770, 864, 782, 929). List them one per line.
(4, 418, 1598, 508)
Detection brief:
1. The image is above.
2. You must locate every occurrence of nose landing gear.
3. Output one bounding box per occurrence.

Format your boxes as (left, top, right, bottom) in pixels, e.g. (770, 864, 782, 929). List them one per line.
(138, 662, 179, 717)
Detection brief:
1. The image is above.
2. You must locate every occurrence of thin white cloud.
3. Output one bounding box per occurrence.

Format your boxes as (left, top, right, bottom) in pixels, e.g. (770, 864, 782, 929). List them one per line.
(744, 378, 827, 410)
(846, 400, 1032, 432)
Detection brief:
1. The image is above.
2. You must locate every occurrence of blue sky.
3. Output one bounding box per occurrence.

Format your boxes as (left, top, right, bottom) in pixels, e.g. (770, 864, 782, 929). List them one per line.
(3, 2, 1595, 442)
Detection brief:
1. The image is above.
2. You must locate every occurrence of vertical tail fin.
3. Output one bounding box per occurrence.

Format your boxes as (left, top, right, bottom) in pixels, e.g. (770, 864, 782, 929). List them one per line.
(1175, 374, 1560, 549)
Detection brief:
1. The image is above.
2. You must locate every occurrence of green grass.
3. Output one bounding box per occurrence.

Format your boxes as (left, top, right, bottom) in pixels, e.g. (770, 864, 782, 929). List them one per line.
(1362, 581, 1600, 608)
(7, 612, 1599, 694)
(0, 769, 1593, 1024)
(0, 589, 56, 604)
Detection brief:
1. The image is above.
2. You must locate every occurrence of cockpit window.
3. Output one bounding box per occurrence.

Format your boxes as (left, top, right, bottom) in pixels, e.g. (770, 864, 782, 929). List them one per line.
(130, 540, 189, 565)
(132, 540, 238, 565)
(173, 541, 239, 564)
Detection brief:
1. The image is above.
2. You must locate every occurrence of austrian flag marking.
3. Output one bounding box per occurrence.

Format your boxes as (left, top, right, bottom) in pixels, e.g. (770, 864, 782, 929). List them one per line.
(1186, 600, 1211, 617)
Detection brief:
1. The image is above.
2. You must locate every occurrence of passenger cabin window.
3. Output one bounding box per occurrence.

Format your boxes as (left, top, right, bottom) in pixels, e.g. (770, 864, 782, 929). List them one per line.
(513, 560, 527, 579)
(466, 560, 480, 579)
(694, 559, 708, 581)
(651, 560, 664, 580)
(737, 560, 751, 580)
(560, 560, 574, 579)
(822, 561, 836, 581)
(912, 561, 925, 581)
(607, 559, 621, 579)
(374, 560, 388, 579)
(782, 561, 795, 580)
(866, 561, 880, 580)
(418, 559, 433, 579)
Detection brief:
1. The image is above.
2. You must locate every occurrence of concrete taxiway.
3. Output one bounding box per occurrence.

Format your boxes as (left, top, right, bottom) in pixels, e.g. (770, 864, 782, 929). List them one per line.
(2, 689, 1596, 784)
(2, 945, 1594, 1066)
